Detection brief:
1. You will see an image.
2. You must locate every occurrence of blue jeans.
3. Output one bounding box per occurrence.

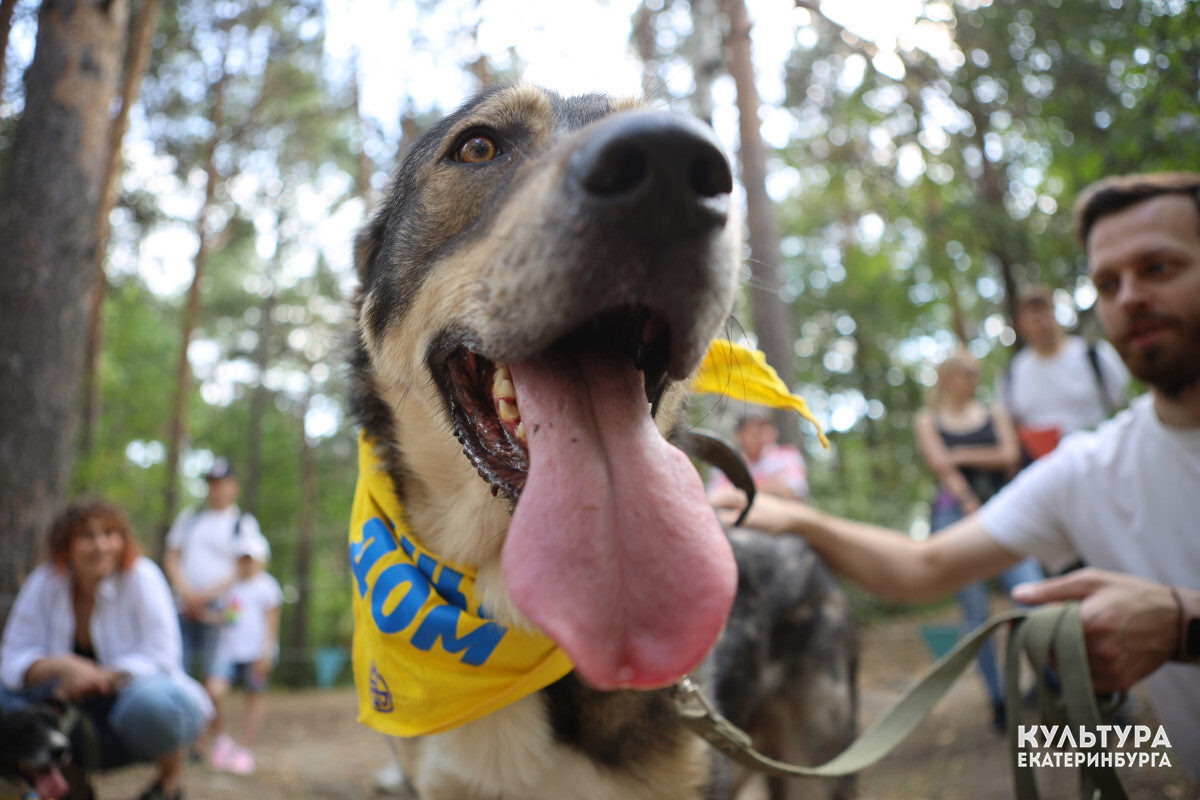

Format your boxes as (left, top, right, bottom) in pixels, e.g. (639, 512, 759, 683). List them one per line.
(179, 609, 221, 680)
(931, 500, 1045, 705)
(0, 674, 205, 769)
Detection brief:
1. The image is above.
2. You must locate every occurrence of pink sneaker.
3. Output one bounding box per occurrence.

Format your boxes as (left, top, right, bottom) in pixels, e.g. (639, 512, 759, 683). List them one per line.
(209, 734, 235, 770)
(229, 746, 257, 775)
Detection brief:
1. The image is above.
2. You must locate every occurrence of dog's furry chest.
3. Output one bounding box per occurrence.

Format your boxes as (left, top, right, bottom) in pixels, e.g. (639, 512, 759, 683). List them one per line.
(397, 690, 714, 800)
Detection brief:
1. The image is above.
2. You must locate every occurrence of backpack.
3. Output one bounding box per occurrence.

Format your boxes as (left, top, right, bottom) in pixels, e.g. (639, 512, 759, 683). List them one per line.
(179, 505, 248, 544)
(1003, 339, 1113, 467)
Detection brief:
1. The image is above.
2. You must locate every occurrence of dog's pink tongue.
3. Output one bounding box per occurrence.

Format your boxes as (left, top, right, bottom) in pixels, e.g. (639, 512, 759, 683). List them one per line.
(36, 769, 70, 800)
(504, 351, 735, 690)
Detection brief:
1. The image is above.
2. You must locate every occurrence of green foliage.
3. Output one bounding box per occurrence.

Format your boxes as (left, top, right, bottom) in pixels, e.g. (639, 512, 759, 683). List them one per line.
(642, 0, 1198, 586)
(61, 0, 366, 681)
(7, 0, 1194, 667)
(766, 0, 1198, 533)
(72, 279, 180, 530)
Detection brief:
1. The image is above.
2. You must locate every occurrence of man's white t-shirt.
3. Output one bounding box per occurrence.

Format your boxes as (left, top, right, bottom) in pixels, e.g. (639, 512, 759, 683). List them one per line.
(1002, 336, 1130, 435)
(165, 505, 263, 595)
(214, 571, 284, 665)
(979, 394, 1200, 777)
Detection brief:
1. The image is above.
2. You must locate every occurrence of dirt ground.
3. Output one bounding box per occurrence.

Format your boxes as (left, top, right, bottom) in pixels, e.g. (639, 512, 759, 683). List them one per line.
(94, 606, 1197, 800)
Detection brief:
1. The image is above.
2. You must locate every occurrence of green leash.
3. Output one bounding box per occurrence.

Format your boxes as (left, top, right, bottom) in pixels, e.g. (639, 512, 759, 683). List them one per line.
(675, 602, 1129, 798)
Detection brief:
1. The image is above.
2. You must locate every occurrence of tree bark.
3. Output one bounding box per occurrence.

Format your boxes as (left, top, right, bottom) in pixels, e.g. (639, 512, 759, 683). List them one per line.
(722, 0, 800, 446)
(0, 0, 17, 90)
(244, 287, 275, 516)
(0, 0, 128, 625)
(290, 394, 316, 655)
(631, 2, 659, 101)
(687, 0, 722, 127)
(161, 63, 228, 545)
(80, 0, 164, 460)
(351, 60, 373, 203)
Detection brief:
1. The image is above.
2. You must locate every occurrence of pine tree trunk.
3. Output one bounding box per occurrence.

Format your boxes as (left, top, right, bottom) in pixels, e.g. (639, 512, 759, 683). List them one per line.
(687, 0, 721, 127)
(81, 0, 164, 460)
(722, 0, 800, 446)
(631, 2, 659, 100)
(0, 0, 17, 90)
(0, 0, 128, 625)
(351, 63, 373, 203)
(244, 288, 275, 516)
(161, 66, 228, 546)
(290, 395, 316, 654)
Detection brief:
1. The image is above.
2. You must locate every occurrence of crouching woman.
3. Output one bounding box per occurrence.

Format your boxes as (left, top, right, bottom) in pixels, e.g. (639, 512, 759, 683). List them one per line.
(0, 498, 212, 800)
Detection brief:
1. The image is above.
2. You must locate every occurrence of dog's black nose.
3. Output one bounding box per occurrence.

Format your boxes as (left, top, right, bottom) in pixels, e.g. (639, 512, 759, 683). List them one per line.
(570, 111, 732, 236)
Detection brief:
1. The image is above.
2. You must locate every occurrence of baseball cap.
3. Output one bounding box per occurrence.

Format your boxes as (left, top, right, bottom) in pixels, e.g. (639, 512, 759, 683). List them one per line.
(235, 534, 271, 562)
(205, 457, 236, 481)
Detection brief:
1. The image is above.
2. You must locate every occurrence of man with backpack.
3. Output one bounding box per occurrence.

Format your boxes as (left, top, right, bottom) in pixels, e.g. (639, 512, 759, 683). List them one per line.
(1000, 284, 1131, 461)
(163, 458, 266, 682)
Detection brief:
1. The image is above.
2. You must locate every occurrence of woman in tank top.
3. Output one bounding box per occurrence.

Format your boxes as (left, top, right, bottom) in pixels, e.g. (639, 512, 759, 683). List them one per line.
(914, 349, 1044, 730)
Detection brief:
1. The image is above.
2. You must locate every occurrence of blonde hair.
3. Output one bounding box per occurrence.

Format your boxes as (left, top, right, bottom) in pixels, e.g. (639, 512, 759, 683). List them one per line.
(925, 350, 979, 411)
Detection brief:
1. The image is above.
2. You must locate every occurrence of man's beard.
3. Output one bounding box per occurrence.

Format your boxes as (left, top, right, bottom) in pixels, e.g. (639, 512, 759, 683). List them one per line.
(1116, 311, 1200, 398)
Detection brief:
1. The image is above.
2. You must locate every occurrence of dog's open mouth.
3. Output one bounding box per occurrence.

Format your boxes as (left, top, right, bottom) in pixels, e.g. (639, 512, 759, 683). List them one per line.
(434, 306, 737, 691)
(19, 762, 70, 800)
(440, 306, 672, 500)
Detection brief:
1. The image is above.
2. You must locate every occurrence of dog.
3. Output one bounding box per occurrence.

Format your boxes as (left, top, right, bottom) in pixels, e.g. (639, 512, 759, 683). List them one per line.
(349, 83, 857, 800)
(0, 705, 72, 800)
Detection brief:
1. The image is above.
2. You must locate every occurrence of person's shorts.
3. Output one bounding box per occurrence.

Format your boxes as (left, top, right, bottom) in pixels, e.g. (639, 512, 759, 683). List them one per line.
(211, 660, 270, 693)
(178, 612, 222, 679)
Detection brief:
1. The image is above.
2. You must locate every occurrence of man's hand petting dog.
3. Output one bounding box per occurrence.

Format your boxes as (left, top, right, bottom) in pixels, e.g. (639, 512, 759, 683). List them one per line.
(1012, 568, 1179, 693)
(712, 484, 1182, 697)
(710, 485, 812, 533)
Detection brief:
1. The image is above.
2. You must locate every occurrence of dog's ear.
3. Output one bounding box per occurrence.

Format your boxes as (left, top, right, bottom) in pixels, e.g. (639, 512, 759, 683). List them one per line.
(355, 210, 388, 286)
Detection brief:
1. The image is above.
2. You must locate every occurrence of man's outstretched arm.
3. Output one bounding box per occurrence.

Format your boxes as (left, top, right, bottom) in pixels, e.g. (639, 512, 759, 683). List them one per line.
(712, 489, 1022, 603)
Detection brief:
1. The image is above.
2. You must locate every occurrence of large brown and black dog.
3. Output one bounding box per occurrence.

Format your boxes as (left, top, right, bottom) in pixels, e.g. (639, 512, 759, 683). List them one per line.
(350, 84, 856, 800)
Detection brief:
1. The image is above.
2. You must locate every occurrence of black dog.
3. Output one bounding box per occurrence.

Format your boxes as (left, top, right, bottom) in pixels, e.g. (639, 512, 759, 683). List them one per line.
(0, 705, 71, 800)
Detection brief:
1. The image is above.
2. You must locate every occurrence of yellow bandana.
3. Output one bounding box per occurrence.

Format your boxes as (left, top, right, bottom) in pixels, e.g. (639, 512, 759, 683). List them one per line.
(349, 339, 819, 737)
(349, 433, 573, 737)
(691, 338, 828, 448)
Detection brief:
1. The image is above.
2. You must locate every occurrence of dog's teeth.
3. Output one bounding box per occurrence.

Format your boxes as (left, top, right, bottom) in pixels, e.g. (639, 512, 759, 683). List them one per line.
(516, 422, 526, 441)
(494, 378, 516, 400)
(498, 398, 520, 422)
(494, 364, 512, 385)
(638, 369, 645, 386)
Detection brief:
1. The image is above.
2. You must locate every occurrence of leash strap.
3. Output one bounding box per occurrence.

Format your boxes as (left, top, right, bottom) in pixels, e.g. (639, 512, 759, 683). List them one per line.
(676, 603, 1129, 798)
(1006, 604, 1128, 800)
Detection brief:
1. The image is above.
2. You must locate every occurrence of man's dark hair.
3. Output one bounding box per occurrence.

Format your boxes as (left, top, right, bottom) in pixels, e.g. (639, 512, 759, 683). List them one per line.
(735, 408, 772, 432)
(1016, 282, 1054, 312)
(1073, 171, 1200, 246)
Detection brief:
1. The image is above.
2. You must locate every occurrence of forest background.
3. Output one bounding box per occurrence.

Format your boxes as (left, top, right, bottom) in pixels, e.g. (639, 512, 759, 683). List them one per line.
(0, 0, 1196, 684)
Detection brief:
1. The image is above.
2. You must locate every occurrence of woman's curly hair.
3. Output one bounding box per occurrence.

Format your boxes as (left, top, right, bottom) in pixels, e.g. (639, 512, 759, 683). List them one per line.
(45, 497, 143, 573)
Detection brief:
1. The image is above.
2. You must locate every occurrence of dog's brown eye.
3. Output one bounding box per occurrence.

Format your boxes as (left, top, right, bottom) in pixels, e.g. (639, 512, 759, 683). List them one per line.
(458, 135, 499, 163)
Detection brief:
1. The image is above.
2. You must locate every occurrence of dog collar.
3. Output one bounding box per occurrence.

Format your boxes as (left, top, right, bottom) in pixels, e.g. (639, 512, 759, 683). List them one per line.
(349, 433, 573, 737)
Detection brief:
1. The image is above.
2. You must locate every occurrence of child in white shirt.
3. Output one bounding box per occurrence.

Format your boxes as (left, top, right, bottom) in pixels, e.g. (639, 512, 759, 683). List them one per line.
(204, 534, 282, 775)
